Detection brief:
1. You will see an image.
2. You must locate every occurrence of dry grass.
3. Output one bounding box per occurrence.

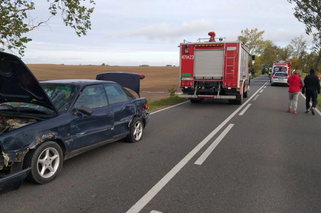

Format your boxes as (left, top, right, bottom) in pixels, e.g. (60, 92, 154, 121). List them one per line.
(27, 64, 180, 103)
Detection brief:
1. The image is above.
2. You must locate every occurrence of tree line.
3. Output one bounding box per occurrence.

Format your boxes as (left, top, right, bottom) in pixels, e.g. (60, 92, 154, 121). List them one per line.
(238, 28, 320, 73)
(238, 0, 321, 74)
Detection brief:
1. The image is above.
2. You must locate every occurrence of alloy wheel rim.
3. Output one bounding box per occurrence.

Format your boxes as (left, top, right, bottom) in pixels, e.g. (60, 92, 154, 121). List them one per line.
(133, 121, 143, 141)
(37, 147, 60, 178)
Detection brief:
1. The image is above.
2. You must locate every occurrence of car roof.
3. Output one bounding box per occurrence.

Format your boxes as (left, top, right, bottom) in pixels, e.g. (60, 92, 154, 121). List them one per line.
(40, 79, 116, 86)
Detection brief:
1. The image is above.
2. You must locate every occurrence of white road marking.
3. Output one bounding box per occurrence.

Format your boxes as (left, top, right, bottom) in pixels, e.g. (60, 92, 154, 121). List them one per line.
(264, 86, 266, 89)
(259, 89, 264, 93)
(126, 83, 267, 213)
(194, 124, 234, 165)
(253, 94, 259, 101)
(150, 211, 162, 213)
(253, 80, 270, 82)
(239, 104, 252, 116)
(150, 101, 189, 115)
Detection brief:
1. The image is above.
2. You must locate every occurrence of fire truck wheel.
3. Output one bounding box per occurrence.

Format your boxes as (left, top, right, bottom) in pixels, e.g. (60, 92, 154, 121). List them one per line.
(243, 91, 248, 98)
(236, 94, 243, 105)
(243, 85, 249, 98)
(190, 99, 201, 103)
(228, 100, 235, 104)
(244, 92, 248, 98)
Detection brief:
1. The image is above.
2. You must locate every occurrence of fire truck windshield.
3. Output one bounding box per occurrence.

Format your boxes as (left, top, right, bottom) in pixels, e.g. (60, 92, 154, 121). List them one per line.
(274, 66, 287, 72)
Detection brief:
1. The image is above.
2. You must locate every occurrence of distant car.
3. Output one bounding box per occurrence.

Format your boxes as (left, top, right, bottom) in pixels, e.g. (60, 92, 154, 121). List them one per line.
(0, 51, 150, 192)
(271, 72, 289, 86)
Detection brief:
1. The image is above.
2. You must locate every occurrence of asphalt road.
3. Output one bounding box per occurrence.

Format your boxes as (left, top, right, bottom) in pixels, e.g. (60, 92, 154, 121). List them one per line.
(1, 74, 321, 213)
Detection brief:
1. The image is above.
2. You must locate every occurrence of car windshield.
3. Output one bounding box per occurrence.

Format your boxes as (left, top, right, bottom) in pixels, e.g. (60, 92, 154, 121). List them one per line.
(40, 83, 79, 113)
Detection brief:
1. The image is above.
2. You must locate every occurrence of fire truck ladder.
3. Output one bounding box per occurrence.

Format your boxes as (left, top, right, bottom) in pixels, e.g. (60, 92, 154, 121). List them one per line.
(224, 46, 238, 79)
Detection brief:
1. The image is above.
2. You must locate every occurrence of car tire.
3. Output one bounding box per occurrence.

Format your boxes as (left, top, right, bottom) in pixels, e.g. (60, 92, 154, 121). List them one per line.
(24, 141, 63, 184)
(126, 117, 144, 143)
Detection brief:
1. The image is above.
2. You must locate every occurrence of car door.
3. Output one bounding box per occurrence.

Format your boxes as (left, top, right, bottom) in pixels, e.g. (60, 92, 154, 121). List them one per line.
(103, 83, 135, 137)
(69, 84, 114, 151)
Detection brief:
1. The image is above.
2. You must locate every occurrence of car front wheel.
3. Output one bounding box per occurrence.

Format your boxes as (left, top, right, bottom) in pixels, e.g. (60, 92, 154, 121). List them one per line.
(126, 117, 144, 143)
(24, 141, 63, 184)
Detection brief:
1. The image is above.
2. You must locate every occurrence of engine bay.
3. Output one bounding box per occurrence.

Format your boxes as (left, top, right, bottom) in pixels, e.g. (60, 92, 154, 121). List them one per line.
(0, 116, 37, 135)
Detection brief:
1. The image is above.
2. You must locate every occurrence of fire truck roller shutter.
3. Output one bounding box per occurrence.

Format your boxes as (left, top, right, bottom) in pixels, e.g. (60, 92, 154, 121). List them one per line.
(194, 49, 224, 79)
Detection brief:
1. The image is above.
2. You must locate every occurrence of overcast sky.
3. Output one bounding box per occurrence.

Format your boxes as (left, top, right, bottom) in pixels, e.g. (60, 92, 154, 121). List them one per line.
(19, 0, 311, 66)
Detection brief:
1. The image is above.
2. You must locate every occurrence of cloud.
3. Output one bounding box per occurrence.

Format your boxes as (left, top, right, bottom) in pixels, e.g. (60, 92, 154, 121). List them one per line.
(118, 18, 215, 40)
(18, 0, 317, 65)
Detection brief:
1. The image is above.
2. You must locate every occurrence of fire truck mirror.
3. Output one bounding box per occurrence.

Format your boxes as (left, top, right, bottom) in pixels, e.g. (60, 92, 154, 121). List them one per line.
(251, 55, 255, 65)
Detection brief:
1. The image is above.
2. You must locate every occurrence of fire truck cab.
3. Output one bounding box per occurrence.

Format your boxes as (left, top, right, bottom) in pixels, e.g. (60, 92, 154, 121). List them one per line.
(178, 32, 255, 105)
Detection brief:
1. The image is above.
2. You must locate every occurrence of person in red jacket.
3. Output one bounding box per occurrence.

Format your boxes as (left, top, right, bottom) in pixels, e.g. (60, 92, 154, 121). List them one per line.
(287, 70, 304, 114)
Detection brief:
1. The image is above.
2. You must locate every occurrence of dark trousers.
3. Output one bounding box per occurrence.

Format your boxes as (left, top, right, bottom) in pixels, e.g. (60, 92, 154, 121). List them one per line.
(306, 89, 318, 109)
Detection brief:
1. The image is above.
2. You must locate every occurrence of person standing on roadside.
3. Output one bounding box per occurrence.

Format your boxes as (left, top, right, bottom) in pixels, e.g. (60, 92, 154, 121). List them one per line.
(302, 68, 320, 115)
(251, 68, 255, 79)
(287, 70, 304, 114)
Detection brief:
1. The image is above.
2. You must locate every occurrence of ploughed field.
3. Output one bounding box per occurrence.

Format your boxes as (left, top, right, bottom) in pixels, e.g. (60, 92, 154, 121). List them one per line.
(27, 64, 180, 102)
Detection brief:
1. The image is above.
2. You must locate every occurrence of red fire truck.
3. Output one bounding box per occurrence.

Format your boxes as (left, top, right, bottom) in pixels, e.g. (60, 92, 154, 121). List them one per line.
(272, 61, 292, 76)
(178, 32, 255, 105)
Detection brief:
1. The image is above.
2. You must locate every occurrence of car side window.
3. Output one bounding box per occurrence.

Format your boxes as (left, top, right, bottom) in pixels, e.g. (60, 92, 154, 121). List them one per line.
(74, 85, 108, 109)
(123, 88, 136, 100)
(104, 84, 129, 105)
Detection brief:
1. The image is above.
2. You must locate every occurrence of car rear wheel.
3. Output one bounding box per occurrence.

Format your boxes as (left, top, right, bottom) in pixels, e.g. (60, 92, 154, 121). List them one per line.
(24, 141, 63, 184)
(126, 117, 144, 143)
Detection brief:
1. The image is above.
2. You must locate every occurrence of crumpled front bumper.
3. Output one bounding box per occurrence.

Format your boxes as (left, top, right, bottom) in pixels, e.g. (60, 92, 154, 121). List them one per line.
(0, 168, 30, 193)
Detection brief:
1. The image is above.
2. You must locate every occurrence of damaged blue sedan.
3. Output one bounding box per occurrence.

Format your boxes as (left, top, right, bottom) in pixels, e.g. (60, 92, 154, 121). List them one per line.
(0, 51, 150, 192)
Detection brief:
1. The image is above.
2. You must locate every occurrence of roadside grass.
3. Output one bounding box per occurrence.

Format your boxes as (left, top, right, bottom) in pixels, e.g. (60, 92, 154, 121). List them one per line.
(148, 96, 187, 112)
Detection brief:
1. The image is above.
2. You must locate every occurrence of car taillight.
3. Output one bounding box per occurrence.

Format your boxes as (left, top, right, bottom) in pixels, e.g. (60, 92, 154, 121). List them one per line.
(286, 76, 289, 79)
(143, 103, 148, 110)
(273, 76, 277, 78)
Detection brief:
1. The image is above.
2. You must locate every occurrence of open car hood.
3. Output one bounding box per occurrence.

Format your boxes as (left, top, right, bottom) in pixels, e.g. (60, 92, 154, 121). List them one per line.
(96, 72, 144, 97)
(0, 52, 58, 114)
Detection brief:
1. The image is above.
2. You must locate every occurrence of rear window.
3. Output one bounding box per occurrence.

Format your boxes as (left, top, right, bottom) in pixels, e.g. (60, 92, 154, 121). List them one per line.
(275, 73, 288, 77)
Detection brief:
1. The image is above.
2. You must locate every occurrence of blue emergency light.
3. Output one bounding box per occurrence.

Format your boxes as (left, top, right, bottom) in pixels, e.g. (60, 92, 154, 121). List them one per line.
(185, 45, 189, 54)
